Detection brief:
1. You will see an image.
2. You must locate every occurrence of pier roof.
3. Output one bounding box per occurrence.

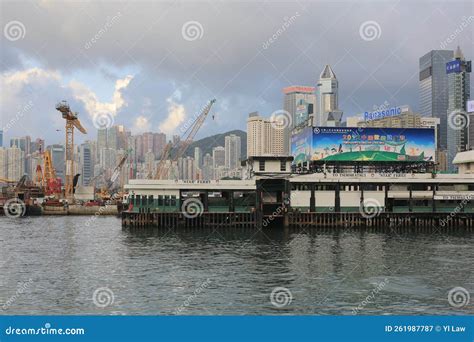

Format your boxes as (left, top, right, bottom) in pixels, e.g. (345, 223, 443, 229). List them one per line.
(289, 172, 474, 184)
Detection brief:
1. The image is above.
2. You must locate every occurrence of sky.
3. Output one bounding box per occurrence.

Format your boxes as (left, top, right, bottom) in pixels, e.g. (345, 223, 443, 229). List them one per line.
(1, 0, 473, 146)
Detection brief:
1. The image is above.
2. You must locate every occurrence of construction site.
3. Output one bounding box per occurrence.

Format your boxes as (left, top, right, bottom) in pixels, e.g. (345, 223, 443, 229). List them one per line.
(0, 99, 217, 217)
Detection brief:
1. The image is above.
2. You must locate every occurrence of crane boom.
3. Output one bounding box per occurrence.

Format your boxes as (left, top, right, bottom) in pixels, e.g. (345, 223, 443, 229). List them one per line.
(55, 101, 87, 199)
(110, 149, 131, 184)
(153, 99, 216, 179)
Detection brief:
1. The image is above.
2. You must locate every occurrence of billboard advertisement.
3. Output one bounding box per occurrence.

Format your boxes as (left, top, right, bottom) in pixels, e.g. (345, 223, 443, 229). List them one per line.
(295, 101, 309, 127)
(446, 60, 461, 74)
(363, 106, 403, 121)
(311, 127, 436, 163)
(291, 127, 312, 165)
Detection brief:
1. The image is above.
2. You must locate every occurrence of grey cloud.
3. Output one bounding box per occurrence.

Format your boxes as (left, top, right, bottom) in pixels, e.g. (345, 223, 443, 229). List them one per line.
(1, 0, 473, 141)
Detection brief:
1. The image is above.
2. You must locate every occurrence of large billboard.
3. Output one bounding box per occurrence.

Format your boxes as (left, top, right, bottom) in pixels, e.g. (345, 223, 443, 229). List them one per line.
(295, 101, 309, 127)
(311, 127, 436, 163)
(446, 60, 461, 74)
(291, 126, 312, 165)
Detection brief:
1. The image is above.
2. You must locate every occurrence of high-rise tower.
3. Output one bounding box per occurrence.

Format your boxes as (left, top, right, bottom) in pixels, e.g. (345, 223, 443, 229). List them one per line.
(446, 46, 471, 171)
(315, 65, 342, 126)
(419, 50, 454, 149)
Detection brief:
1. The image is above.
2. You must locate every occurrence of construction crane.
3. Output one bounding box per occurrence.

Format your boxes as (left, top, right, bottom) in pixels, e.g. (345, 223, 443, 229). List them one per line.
(55, 101, 87, 199)
(110, 148, 132, 185)
(90, 148, 131, 198)
(154, 99, 216, 179)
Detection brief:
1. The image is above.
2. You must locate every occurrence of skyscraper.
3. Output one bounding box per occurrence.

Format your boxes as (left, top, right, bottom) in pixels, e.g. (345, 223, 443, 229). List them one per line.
(315, 65, 342, 127)
(107, 126, 119, 150)
(10, 136, 31, 156)
(153, 133, 166, 157)
(283, 86, 316, 128)
(48, 144, 65, 182)
(225, 134, 241, 170)
(202, 153, 213, 180)
(212, 146, 225, 168)
(0, 147, 24, 181)
(0, 148, 7, 179)
(0, 130, 3, 147)
(97, 128, 108, 154)
(446, 46, 471, 171)
(80, 142, 93, 186)
(194, 146, 202, 169)
(6, 147, 24, 181)
(419, 49, 454, 149)
(247, 112, 285, 157)
(99, 148, 117, 171)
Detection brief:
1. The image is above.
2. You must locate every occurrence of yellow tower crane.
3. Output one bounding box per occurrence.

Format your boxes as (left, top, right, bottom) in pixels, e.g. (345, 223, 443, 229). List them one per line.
(55, 101, 87, 199)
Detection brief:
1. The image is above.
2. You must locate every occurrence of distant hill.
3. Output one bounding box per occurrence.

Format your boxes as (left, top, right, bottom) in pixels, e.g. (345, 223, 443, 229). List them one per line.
(183, 130, 247, 159)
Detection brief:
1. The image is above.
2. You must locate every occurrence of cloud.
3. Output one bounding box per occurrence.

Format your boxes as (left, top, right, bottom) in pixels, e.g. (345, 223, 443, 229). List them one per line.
(132, 115, 150, 134)
(0, 66, 134, 144)
(1, 0, 473, 142)
(69, 74, 133, 120)
(158, 98, 186, 135)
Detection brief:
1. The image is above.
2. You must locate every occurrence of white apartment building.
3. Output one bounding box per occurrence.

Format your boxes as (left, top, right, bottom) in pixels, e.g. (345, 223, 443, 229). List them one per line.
(247, 112, 285, 157)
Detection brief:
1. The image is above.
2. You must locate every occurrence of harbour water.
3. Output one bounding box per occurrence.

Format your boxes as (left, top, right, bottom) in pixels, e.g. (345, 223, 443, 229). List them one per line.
(0, 216, 472, 315)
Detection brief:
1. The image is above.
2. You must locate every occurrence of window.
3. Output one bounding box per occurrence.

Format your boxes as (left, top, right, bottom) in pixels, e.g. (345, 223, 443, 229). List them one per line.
(259, 160, 265, 171)
(280, 160, 286, 171)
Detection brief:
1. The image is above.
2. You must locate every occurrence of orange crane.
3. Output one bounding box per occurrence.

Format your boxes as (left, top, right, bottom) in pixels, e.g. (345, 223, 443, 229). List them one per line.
(41, 149, 62, 196)
(153, 99, 216, 180)
(55, 101, 87, 199)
